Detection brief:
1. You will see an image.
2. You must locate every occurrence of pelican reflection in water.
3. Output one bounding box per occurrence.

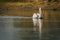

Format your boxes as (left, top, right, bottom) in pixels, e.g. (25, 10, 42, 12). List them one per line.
(32, 18, 43, 40)
(32, 19, 42, 33)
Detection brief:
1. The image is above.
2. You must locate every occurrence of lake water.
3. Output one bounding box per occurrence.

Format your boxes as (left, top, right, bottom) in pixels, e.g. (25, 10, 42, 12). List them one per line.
(0, 9, 60, 40)
(0, 16, 60, 40)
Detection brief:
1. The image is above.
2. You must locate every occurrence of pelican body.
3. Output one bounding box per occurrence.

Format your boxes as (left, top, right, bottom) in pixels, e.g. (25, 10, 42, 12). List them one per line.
(32, 13, 42, 19)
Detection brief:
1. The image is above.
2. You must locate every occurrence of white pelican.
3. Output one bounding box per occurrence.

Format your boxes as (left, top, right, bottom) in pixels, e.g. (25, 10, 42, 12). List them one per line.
(32, 13, 42, 19)
(32, 8, 43, 39)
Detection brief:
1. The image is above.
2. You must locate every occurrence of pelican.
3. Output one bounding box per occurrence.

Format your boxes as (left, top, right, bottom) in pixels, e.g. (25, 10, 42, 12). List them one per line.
(32, 13, 42, 19)
(32, 8, 43, 19)
(32, 8, 43, 39)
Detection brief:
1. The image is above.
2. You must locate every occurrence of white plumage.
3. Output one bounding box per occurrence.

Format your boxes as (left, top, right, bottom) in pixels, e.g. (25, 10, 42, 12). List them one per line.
(32, 13, 42, 19)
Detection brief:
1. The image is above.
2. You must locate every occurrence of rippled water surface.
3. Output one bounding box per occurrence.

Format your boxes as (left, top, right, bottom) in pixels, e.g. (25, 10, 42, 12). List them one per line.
(0, 17, 60, 40)
(0, 18, 39, 40)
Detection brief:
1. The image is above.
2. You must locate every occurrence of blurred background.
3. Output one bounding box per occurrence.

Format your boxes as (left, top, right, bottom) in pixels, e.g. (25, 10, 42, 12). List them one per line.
(0, 0, 60, 17)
